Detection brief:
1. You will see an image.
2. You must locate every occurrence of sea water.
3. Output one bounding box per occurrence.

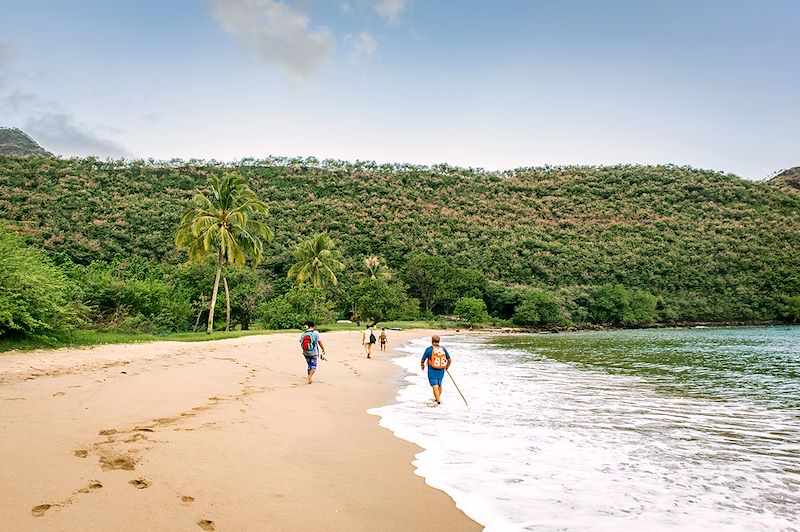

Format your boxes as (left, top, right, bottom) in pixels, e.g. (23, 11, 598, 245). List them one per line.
(369, 327, 800, 531)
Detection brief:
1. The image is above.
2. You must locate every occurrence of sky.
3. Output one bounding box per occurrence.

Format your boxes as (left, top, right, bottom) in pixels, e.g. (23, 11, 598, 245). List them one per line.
(0, 0, 798, 179)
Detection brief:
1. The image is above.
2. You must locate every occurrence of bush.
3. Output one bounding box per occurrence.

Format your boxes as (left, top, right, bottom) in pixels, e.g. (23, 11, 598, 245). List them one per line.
(454, 297, 490, 325)
(0, 228, 75, 336)
(67, 261, 193, 333)
(258, 286, 335, 329)
(350, 279, 420, 324)
(587, 284, 656, 325)
(513, 289, 563, 326)
(779, 295, 800, 322)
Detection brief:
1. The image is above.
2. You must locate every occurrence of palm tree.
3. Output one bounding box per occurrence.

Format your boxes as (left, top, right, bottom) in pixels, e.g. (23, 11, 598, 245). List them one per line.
(357, 255, 392, 284)
(288, 232, 345, 289)
(175, 173, 273, 333)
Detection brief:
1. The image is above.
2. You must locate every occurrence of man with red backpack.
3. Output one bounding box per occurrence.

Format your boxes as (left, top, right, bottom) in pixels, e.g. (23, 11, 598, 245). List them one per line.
(420, 335, 451, 404)
(300, 320, 326, 384)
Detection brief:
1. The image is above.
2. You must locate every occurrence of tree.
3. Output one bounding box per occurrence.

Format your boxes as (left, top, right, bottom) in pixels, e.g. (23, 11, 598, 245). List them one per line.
(513, 289, 562, 326)
(454, 297, 490, 326)
(287, 232, 345, 289)
(258, 286, 335, 329)
(587, 284, 656, 325)
(405, 255, 449, 314)
(356, 255, 392, 283)
(351, 279, 419, 326)
(779, 295, 800, 323)
(175, 172, 273, 333)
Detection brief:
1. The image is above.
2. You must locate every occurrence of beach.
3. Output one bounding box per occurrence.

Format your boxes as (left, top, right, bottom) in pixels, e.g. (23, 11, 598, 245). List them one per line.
(0, 330, 481, 531)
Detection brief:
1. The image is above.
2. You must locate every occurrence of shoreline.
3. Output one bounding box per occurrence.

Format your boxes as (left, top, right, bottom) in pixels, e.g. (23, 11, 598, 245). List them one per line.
(0, 330, 481, 531)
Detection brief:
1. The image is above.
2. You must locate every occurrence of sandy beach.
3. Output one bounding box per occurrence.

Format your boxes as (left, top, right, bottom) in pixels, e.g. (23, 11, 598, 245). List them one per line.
(0, 330, 481, 531)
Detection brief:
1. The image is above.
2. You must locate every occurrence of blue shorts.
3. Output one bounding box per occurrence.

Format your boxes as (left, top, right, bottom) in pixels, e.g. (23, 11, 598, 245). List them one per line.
(428, 369, 445, 387)
(304, 355, 317, 371)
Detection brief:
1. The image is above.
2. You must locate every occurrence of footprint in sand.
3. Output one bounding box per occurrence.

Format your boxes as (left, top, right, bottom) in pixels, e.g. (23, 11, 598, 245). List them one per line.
(180, 495, 195, 506)
(197, 519, 215, 530)
(99, 454, 137, 471)
(52, 391, 66, 397)
(128, 478, 151, 489)
(77, 480, 103, 493)
(74, 449, 89, 458)
(31, 504, 52, 517)
(123, 433, 149, 443)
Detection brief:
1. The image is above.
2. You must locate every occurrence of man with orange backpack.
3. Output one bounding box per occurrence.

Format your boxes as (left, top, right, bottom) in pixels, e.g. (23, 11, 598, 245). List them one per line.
(420, 335, 451, 404)
(300, 320, 326, 384)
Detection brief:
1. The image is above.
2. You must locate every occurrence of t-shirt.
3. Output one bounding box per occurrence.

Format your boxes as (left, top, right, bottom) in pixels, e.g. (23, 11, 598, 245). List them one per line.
(301, 330, 321, 355)
(421, 345, 450, 373)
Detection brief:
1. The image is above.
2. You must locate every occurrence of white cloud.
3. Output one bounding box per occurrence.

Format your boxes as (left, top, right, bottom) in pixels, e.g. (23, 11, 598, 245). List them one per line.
(339, 2, 353, 14)
(0, 89, 38, 112)
(0, 89, 131, 158)
(210, 0, 335, 83)
(23, 112, 132, 159)
(346, 31, 378, 63)
(374, 0, 410, 23)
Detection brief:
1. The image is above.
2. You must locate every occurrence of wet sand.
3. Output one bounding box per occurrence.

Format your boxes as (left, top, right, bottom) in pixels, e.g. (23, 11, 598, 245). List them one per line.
(0, 330, 481, 531)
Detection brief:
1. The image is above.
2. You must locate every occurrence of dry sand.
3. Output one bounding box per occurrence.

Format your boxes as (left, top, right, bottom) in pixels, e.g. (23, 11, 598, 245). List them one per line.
(0, 330, 481, 531)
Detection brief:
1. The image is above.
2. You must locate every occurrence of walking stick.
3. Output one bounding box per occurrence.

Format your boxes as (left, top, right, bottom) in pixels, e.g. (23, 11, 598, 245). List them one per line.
(446, 369, 468, 406)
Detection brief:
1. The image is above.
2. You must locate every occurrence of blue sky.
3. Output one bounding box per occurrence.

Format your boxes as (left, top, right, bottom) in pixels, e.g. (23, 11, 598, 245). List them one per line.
(0, 0, 797, 178)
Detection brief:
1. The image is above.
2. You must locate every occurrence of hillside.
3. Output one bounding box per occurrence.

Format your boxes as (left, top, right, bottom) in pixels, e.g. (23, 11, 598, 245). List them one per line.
(1, 156, 799, 323)
(0, 127, 52, 157)
(769, 167, 800, 192)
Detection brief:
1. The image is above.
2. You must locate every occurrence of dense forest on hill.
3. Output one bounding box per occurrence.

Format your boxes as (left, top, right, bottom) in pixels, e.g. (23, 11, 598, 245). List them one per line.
(1, 155, 799, 337)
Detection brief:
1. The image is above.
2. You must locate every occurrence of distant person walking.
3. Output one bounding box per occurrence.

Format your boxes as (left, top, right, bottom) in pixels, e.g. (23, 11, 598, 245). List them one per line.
(361, 325, 376, 358)
(300, 320, 326, 384)
(421, 335, 451, 404)
(379, 328, 387, 352)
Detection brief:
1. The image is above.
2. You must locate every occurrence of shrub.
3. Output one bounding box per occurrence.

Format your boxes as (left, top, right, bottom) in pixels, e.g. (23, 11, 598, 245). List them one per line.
(513, 289, 563, 326)
(0, 228, 74, 336)
(257, 286, 335, 329)
(587, 284, 656, 325)
(454, 297, 490, 325)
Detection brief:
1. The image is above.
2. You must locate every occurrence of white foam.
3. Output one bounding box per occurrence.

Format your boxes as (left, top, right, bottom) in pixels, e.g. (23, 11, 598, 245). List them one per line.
(369, 334, 800, 532)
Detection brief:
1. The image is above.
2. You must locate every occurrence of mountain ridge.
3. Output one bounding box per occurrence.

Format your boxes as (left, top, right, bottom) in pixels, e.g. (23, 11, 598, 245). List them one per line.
(0, 127, 53, 157)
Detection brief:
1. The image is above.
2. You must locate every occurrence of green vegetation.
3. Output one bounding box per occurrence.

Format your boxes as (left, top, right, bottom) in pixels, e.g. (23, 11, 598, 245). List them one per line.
(175, 172, 273, 332)
(454, 297, 490, 326)
(1, 153, 799, 343)
(0, 227, 80, 336)
(287, 232, 345, 288)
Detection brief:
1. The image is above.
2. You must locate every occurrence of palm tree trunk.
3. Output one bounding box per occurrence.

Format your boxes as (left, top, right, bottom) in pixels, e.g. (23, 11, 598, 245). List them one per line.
(223, 275, 231, 332)
(193, 308, 203, 332)
(207, 251, 223, 334)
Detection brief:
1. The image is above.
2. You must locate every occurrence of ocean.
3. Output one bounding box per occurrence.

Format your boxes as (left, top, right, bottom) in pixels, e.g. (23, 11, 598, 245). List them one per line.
(369, 326, 800, 531)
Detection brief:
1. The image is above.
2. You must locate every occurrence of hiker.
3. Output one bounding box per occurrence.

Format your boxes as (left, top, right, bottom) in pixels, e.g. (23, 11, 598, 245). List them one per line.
(300, 320, 326, 384)
(420, 335, 451, 404)
(361, 325, 376, 358)
(379, 328, 387, 352)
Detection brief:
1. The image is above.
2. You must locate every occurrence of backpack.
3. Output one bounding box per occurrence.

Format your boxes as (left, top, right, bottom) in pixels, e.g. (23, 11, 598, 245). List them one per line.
(300, 330, 316, 356)
(369, 331, 376, 344)
(429, 345, 448, 369)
